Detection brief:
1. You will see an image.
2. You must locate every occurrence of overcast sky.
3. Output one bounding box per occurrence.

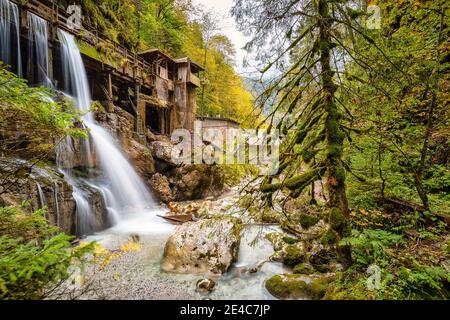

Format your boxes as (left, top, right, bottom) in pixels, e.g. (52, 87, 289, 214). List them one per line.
(193, 0, 253, 75)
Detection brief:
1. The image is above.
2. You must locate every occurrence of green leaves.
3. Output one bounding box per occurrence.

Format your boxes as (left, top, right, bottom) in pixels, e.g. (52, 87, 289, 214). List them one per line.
(0, 205, 93, 300)
(0, 66, 88, 157)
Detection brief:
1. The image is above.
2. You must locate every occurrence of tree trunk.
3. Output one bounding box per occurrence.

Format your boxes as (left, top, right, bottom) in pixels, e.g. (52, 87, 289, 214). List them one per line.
(318, 0, 352, 266)
(415, 95, 435, 211)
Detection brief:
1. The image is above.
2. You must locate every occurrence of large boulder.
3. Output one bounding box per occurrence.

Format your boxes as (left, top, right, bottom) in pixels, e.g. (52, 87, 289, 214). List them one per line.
(149, 173, 174, 203)
(161, 216, 241, 274)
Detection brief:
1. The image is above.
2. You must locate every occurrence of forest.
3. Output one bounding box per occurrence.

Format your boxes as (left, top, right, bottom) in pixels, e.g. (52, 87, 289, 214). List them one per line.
(0, 0, 449, 303)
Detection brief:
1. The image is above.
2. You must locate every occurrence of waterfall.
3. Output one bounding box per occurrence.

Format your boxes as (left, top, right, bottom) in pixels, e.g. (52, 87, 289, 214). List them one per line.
(54, 182, 60, 227)
(27, 13, 50, 86)
(56, 29, 155, 233)
(36, 183, 47, 208)
(72, 182, 97, 236)
(0, 0, 22, 76)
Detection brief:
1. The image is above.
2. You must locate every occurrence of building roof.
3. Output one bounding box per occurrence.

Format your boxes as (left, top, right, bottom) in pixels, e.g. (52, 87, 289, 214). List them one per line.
(197, 116, 241, 126)
(139, 49, 175, 65)
(139, 50, 204, 72)
(174, 57, 204, 72)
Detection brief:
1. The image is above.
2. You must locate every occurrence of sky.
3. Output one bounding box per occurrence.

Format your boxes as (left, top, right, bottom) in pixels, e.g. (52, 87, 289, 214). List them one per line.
(193, 0, 254, 75)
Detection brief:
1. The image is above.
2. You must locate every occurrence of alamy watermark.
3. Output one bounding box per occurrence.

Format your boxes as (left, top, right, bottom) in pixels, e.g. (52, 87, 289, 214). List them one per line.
(170, 121, 280, 176)
(67, 5, 82, 30)
(367, 265, 381, 291)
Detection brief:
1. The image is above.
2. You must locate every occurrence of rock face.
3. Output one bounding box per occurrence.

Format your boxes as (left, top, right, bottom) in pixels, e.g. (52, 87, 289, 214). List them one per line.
(0, 159, 107, 235)
(149, 173, 174, 203)
(166, 164, 224, 201)
(161, 217, 241, 274)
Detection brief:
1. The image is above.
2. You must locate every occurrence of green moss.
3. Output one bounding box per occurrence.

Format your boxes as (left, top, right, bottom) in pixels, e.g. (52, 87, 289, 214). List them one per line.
(299, 214, 320, 229)
(282, 236, 299, 245)
(320, 229, 338, 245)
(261, 210, 282, 223)
(265, 232, 283, 250)
(283, 244, 305, 266)
(293, 263, 315, 275)
(77, 40, 116, 68)
(266, 274, 337, 300)
(329, 207, 345, 229)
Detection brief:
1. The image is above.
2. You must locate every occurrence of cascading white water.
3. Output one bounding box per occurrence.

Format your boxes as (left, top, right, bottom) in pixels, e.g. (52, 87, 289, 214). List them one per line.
(36, 182, 47, 208)
(0, 0, 21, 76)
(27, 13, 50, 86)
(53, 182, 60, 227)
(57, 29, 156, 232)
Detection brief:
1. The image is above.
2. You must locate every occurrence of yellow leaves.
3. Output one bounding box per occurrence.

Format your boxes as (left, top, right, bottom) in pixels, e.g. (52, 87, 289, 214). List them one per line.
(120, 240, 142, 253)
(100, 252, 122, 271)
(79, 239, 142, 271)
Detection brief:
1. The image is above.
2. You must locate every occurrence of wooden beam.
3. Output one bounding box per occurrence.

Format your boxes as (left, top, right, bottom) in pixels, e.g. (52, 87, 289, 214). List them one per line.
(106, 72, 114, 112)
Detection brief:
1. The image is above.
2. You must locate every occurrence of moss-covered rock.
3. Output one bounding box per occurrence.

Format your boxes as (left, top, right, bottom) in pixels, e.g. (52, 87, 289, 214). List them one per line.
(320, 228, 339, 245)
(328, 207, 345, 230)
(308, 241, 338, 272)
(265, 232, 285, 251)
(293, 263, 316, 275)
(261, 209, 282, 223)
(283, 244, 306, 266)
(265, 273, 339, 300)
(299, 213, 321, 229)
(283, 236, 300, 245)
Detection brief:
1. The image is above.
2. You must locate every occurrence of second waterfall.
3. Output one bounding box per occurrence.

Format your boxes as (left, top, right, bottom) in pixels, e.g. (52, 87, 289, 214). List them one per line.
(56, 29, 156, 235)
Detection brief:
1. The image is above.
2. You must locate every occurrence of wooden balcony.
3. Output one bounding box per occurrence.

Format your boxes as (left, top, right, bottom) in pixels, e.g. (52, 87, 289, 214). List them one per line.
(188, 72, 201, 87)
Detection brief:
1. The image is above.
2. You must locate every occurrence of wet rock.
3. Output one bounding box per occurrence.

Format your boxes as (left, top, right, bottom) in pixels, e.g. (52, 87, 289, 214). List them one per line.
(0, 159, 110, 235)
(265, 273, 339, 300)
(260, 208, 282, 223)
(278, 243, 306, 266)
(265, 232, 285, 251)
(249, 267, 258, 274)
(149, 173, 174, 203)
(196, 279, 216, 294)
(161, 216, 241, 274)
(96, 106, 156, 180)
(232, 266, 248, 276)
